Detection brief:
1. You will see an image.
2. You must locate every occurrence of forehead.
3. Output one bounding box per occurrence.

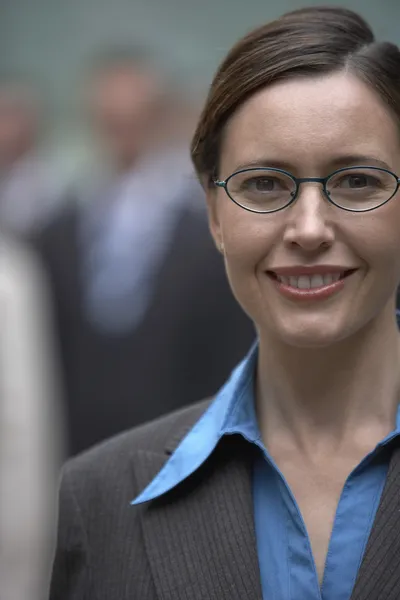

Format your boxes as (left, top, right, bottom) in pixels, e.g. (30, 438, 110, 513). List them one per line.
(220, 72, 400, 174)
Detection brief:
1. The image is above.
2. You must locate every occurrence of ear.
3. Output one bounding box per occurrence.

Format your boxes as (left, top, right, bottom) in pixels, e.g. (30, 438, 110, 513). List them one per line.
(205, 182, 223, 253)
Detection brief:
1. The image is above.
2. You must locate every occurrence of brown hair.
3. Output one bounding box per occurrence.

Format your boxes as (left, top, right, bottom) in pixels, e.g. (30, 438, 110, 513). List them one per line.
(191, 6, 400, 185)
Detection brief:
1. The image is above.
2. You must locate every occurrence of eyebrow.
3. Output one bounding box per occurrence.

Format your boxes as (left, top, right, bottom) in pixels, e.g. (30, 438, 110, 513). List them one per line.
(231, 158, 296, 172)
(329, 155, 392, 171)
(230, 155, 393, 174)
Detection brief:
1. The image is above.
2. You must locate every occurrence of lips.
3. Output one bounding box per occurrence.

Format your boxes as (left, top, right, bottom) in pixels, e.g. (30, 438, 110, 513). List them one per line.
(275, 272, 342, 289)
(266, 268, 357, 299)
(267, 267, 357, 290)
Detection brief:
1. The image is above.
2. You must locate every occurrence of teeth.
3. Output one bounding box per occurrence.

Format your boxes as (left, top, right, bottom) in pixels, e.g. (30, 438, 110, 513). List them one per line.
(311, 274, 324, 288)
(277, 273, 343, 289)
(298, 275, 311, 289)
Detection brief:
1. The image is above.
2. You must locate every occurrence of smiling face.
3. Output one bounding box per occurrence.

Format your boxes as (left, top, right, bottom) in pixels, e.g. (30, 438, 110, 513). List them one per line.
(207, 72, 400, 347)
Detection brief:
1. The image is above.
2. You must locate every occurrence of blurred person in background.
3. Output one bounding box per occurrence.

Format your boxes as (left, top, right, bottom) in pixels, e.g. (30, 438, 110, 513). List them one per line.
(0, 233, 64, 600)
(0, 75, 64, 237)
(33, 46, 254, 456)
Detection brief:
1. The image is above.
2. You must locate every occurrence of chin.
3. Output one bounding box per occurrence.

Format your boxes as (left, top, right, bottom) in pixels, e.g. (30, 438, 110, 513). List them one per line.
(266, 312, 353, 349)
(279, 329, 344, 349)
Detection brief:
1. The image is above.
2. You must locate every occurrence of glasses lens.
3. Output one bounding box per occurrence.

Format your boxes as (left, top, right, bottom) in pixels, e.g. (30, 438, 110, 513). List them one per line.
(226, 169, 296, 212)
(327, 167, 398, 211)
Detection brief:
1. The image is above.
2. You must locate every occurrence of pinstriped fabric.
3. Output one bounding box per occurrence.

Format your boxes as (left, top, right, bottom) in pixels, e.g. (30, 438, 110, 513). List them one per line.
(50, 400, 215, 600)
(351, 445, 400, 600)
(136, 436, 263, 600)
(51, 398, 400, 600)
(50, 438, 159, 600)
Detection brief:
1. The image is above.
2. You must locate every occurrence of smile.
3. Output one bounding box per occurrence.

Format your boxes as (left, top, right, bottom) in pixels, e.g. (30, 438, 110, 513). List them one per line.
(276, 273, 343, 289)
(267, 269, 357, 300)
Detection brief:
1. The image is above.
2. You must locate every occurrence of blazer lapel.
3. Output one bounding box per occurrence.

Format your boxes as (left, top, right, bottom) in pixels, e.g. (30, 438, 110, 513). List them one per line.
(351, 444, 400, 600)
(133, 435, 263, 600)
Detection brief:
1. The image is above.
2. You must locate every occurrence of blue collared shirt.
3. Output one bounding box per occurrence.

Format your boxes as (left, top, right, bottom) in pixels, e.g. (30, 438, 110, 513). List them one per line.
(133, 343, 400, 600)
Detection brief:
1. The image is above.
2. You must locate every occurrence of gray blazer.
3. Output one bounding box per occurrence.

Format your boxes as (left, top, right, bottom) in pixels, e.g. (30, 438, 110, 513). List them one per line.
(50, 399, 400, 600)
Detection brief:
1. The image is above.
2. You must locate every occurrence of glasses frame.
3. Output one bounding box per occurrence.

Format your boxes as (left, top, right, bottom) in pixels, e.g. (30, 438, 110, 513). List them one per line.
(214, 165, 400, 214)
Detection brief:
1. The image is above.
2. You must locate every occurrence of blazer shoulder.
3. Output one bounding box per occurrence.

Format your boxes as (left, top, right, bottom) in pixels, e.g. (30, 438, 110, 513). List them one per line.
(63, 398, 212, 482)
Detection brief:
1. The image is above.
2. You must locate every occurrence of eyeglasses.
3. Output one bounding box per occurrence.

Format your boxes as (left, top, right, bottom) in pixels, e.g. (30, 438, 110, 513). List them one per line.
(214, 166, 400, 214)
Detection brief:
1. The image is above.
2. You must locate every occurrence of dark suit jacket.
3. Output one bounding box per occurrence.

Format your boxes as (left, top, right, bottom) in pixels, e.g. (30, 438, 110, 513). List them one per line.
(32, 201, 255, 455)
(50, 399, 400, 600)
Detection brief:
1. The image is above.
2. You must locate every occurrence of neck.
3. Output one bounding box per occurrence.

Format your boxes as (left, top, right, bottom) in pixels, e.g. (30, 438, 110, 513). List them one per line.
(256, 303, 400, 454)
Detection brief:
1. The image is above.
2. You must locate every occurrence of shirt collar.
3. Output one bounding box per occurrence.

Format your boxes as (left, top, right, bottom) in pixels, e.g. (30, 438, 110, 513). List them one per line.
(133, 311, 400, 505)
(132, 342, 259, 505)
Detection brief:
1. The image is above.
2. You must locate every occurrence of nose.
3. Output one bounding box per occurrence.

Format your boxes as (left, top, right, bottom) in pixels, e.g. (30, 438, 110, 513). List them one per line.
(282, 182, 335, 252)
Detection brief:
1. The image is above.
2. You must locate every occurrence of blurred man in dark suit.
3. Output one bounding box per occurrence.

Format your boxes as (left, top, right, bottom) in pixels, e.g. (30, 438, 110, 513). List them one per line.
(33, 47, 255, 456)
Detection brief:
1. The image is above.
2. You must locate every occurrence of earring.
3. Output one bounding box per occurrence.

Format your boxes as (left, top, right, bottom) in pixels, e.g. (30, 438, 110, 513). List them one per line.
(218, 241, 225, 254)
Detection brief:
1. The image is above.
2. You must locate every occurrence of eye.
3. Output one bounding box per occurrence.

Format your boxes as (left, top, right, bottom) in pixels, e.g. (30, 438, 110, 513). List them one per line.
(335, 173, 381, 189)
(225, 169, 297, 211)
(241, 176, 288, 193)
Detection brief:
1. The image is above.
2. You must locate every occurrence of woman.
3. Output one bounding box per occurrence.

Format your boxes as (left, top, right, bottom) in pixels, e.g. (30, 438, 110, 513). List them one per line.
(50, 6, 400, 600)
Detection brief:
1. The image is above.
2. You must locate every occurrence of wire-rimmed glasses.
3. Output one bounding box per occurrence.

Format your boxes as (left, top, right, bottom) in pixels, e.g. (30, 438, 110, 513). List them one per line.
(214, 166, 400, 214)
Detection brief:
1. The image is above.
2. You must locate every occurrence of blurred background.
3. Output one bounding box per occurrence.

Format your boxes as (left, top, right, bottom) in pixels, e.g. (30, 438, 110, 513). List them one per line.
(0, 0, 399, 598)
(1, 0, 398, 178)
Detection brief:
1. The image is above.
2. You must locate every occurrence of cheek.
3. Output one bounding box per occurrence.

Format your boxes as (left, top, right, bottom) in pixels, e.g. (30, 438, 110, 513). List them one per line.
(219, 210, 281, 312)
(220, 207, 276, 268)
(348, 209, 400, 278)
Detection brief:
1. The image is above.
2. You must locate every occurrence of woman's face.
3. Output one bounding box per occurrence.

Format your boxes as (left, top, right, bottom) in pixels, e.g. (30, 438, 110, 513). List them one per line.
(207, 72, 400, 347)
